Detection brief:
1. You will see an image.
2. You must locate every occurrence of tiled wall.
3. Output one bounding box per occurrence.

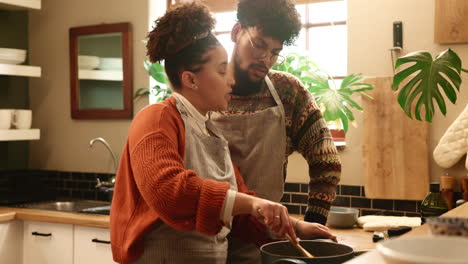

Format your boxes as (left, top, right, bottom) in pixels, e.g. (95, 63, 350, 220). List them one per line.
(281, 182, 464, 217)
(0, 170, 113, 204)
(1, 171, 463, 212)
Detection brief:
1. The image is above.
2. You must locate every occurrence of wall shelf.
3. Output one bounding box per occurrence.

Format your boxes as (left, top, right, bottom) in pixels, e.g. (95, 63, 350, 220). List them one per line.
(78, 69, 123, 81)
(0, 0, 41, 10)
(0, 129, 40, 141)
(0, 63, 41, 77)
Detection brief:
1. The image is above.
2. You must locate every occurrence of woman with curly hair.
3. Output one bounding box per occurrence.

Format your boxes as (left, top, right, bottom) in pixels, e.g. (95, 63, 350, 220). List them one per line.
(109, 2, 306, 264)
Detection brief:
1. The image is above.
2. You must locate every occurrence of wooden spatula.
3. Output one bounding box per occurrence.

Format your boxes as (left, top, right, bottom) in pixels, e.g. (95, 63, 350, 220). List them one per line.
(285, 234, 315, 258)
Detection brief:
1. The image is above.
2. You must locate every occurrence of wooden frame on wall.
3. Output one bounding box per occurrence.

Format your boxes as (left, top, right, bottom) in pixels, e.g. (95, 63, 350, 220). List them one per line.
(69, 22, 133, 119)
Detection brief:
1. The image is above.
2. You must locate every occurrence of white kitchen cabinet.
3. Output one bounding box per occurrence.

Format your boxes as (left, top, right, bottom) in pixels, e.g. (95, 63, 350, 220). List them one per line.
(23, 220, 73, 264)
(0, 220, 23, 264)
(74, 225, 116, 264)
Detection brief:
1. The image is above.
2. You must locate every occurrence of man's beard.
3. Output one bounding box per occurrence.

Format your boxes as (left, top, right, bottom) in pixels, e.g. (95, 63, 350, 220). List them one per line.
(232, 50, 266, 96)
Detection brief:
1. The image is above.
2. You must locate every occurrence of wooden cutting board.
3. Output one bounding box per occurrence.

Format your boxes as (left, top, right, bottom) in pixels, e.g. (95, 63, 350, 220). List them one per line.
(362, 77, 429, 200)
(434, 0, 468, 44)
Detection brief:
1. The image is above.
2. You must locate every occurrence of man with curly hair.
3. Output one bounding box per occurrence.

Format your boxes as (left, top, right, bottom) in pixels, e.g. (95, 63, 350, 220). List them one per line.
(211, 0, 342, 262)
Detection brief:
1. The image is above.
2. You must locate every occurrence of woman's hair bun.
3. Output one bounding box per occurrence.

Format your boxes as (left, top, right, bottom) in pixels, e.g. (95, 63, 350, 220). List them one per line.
(147, 2, 216, 62)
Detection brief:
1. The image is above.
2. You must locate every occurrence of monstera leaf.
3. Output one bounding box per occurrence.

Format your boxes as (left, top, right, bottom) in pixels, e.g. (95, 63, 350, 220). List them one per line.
(308, 73, 374, 132)
(393, 49, 468, 122)
(273, 53, 374, 133)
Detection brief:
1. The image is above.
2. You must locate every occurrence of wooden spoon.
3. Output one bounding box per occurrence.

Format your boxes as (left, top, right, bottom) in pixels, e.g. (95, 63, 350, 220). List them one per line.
(285, 234, 315, 258)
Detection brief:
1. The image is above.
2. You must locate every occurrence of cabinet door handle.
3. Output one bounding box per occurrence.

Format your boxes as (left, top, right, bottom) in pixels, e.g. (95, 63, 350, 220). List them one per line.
(32, 231, 52, 237)
(92, 238, 111, 244)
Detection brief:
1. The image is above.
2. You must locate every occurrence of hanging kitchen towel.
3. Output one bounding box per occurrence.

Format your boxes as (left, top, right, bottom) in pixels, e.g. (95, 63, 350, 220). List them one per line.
(433, 104, 468, 169)
(357, 215, 421, 231)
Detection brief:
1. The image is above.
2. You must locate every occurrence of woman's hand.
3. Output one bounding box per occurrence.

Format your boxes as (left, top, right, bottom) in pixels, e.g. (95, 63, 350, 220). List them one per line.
(295, 220, 337, 242)
(232, 192, 297, 242)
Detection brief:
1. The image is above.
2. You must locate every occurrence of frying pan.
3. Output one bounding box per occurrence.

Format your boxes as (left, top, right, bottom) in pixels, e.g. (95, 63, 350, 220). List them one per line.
(260, 240, 354, 264)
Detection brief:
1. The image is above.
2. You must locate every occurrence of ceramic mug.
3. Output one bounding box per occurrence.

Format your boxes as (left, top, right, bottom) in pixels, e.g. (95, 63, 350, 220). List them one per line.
(13, 109, 32, 129)
(0, 109, 13, 129)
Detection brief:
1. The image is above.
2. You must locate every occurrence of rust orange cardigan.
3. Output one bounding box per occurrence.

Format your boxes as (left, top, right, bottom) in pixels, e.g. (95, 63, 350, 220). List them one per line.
(110, 97, 270, 264)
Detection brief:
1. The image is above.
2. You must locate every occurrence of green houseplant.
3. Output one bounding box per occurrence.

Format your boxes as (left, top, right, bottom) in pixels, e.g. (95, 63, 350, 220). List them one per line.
(272, 53, 374, 133)
(134, 60, 172, 101)
(135, 53, 374, 133)
(393, 48, 468, 122)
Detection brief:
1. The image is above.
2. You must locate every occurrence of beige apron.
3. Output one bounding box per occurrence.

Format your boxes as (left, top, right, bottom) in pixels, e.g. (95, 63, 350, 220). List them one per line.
(133, 98, 238, 264)
(211, 76, 287, 264)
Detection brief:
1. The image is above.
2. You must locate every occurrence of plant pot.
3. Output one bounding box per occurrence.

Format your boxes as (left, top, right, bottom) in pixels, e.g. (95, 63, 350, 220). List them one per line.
(330, 129, 345, 142)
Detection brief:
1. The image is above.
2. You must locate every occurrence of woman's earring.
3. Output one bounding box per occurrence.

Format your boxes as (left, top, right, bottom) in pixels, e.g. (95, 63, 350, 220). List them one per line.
(192, 84, 198, 90)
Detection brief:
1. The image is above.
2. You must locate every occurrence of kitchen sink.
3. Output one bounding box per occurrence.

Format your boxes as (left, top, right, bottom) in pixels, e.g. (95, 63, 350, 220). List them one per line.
(11, 199, 111, 215)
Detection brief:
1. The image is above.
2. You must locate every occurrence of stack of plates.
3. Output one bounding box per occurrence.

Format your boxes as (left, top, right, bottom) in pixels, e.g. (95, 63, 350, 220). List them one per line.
(99, 57, 122, 70)
(78, 55, 100, 70)
(0, 48, 27, 65)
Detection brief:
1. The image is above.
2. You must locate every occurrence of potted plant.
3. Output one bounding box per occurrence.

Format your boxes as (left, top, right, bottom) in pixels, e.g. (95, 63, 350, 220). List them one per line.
(134, 60, 172, 102)
(272, 53, 374, 134)
(135, 53, 375, 136)
(393, 48, 468, 122)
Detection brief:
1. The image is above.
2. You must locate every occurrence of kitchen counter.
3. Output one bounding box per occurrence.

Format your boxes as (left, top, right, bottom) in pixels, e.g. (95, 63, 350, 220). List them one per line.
(291, 214, 375, 252)
(344, 202, 468, 263)
(0, 206, 109, 228)
(0, 208, 375, 250)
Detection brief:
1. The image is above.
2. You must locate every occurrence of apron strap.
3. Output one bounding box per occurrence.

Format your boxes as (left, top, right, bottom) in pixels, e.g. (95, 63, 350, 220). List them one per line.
(265, 76, 285, 116)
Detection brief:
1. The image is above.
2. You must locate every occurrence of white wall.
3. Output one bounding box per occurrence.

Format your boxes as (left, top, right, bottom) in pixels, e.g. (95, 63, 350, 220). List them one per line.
(28, 0, 150, 174)
(287, 0, 468, 191)
(28, 0, 468, 192)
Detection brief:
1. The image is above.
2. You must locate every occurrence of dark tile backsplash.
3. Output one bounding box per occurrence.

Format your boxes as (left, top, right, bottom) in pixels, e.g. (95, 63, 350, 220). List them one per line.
(341, 185, 361, 196)
(0, 169, 114, 205)
(350, 197, 371, 208)
(284, 182, 300, 192)
(280, 182, 447, 217)
(373, 199, 394, 210)
(0, 171, 458, 219)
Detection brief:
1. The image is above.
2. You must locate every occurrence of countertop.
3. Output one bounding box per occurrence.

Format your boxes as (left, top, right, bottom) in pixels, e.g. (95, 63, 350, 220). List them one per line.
(0, 207, 375, 251)
(344, 202, 468, 263)
(290, 214, 375, 252)
(0, 206, 109, 228)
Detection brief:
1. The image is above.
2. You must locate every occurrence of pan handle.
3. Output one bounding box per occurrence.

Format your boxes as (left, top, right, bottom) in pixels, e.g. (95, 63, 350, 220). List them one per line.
(272, 259, 307, 264)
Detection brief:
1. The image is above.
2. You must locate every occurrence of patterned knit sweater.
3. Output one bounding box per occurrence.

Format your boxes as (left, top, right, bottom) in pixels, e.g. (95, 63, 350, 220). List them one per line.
(226, 70, 342, 224)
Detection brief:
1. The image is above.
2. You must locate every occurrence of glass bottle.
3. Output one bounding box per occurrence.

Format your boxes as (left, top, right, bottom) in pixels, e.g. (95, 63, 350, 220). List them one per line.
(420, 183, 449, 223)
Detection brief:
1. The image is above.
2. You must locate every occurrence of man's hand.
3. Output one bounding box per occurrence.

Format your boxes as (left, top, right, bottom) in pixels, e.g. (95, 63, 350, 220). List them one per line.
(295, 220, 337, 242)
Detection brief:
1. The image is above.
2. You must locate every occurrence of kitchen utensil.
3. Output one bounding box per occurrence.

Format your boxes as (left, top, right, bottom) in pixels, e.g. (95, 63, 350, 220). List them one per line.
(377, 236, 468, 264)
(326, 207, 359, 228)
(362, 77, 429, 200)
(260, 240, 354, 264)
(426, 216, 468, 237)
(285, 234, 314, 258)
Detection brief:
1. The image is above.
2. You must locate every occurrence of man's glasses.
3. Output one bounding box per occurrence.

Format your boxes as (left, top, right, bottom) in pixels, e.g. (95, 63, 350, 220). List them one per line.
(246, 30, 285, 65)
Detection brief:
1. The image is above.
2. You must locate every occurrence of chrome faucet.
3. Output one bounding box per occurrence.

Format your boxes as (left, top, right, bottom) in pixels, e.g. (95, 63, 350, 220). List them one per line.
(89, 137, 118, 188)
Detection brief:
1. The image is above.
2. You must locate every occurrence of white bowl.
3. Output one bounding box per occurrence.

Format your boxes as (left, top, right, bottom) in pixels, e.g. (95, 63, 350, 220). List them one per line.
(0, 48, 27, 55)
(99, 57, 122, 70)
(0, 57, 26, 65)
(78, 55, 99, 70)
(377, 236, 468, 264)
(326, 206, 359, 228)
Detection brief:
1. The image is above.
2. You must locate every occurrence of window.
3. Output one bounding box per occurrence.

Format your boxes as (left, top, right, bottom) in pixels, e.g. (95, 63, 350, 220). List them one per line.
(213, 0, 347, 79)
